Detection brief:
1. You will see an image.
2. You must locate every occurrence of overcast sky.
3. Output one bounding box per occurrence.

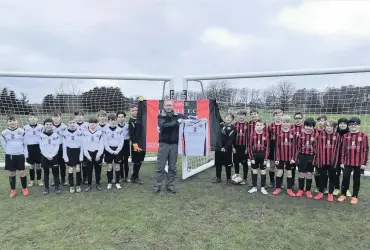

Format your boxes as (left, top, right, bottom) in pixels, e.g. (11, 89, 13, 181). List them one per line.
(1, 0, 370, 103)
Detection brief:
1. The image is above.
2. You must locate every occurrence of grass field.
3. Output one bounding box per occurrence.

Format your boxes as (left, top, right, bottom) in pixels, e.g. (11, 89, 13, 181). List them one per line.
(1, 163, 370, 250)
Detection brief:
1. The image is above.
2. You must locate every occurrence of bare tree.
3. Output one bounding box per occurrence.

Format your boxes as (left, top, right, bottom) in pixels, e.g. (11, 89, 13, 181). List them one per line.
(276, 80, 295, 111)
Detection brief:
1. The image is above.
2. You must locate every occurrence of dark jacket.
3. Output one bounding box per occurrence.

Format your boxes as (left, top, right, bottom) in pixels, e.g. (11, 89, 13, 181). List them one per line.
(157, 111, 186, 144)
(219, 122, 236, 151)
(129, 117, 145, 149)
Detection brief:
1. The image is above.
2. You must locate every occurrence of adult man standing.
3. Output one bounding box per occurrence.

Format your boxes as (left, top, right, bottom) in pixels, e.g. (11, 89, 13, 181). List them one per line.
(153, 100, 186, 194)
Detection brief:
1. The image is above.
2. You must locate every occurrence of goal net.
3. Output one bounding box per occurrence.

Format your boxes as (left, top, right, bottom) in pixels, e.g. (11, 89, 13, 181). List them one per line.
(0, 72, 172, 167)
(182, 67, 370, 178)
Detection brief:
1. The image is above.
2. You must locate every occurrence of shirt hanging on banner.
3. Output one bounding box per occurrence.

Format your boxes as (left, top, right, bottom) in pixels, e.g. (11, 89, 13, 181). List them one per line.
(178, 118, 208, 156)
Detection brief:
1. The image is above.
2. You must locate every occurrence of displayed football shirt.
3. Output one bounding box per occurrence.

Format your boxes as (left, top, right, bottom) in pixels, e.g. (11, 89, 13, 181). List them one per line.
(179, 119, 208, 156)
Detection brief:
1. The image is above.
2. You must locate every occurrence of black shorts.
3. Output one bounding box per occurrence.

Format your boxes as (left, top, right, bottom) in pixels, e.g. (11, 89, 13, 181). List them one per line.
(84, 150, 103, 165)
(233, 145, 247, 163)
(121, 140, 131, 157)
(131, 146, 146, 163)
(297, 154, 314, 173)
(57, 144, 64, 164)
(104, 147, 122, 164)
(41, 155, 59, 169)
(278, 161, 296, 171)
(268, 140, 276, 160)
(5, 154, 25, 171)
(26, 144, 41, 164)
(66, 148, 81, 166)
(215, 150, 233, 167)
(251, 151, 266, 170)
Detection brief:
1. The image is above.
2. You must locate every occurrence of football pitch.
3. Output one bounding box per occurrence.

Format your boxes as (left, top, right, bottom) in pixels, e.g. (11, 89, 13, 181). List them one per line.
(1, 164, 370, 250)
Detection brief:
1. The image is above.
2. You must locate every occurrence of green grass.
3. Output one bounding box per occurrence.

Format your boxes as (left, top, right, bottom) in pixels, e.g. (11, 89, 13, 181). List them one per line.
(1, 164, 370, 250)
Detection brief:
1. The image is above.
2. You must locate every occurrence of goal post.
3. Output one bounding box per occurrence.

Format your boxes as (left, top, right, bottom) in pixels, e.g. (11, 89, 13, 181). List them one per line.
(0, 71, 175, 167)
(182, 66, 370, 179)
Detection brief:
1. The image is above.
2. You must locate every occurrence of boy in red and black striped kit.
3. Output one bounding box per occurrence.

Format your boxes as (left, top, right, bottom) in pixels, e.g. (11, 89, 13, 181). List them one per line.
(314, 115, 327, 193)
(337, 117, 368, 205)
(291, 112, 304, 187)
(295, 118, 317, 198)
(314, 120, 340, 202)
(248, 119, 269, 195)
(273, 115, 296, 196)
(267, 109, 283, 188)
(233, 110, 248, 185)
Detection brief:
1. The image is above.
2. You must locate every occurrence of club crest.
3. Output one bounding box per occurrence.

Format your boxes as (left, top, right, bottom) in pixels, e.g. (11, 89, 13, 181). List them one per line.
(358, 137, 362, 142)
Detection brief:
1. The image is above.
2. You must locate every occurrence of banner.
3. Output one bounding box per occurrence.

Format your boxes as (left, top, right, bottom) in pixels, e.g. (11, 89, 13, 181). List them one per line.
(137, 99, 221, 152)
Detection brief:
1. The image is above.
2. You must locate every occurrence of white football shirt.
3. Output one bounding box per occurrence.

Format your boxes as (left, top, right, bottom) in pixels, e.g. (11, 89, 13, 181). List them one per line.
(181, 119, 208, 156)
(24, 124, 43, 145)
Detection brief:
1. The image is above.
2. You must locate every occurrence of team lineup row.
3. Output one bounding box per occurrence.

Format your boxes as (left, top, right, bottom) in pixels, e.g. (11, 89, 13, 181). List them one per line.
(213, 109, 368, 204)
(1, 106, 147, 197)
(1, 105, 368, 204)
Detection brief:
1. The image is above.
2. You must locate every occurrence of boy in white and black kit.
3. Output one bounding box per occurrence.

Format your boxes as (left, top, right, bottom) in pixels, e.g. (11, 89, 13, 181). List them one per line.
(83, 117, 104, 192)
(52, 110, 68, 186)
(63, 116, 84, 194)
(117, 111, 130, 182)
(1, 115, 29, 198)
(74, 110, 89, 184)
(104, 113, 124, 190)
(23, 112, 44, 187)
(39, 118, 61, 195)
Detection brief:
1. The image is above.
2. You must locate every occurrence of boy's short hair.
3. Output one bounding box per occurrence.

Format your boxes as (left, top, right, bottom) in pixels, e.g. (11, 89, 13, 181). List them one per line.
(282, 115, 291, 123)
(116, 111, 126, 117)
(325, 120, 337, 128)
(250, 109, 259, 115)
(7, 114, 16, 121)
(88, 117, 98, 124)
(338, 118, 349, 125)
(130, 104, 138, 109)
(316, 115, 327, 121)
(255, 119, 264, 124)
(348, 117, 361, 125)
(304, 118, 316, 127)
(44, 118, 53, 125)
(74, 110, 84, 116)
(294, 112, 303, 118)
(53, 110, 61, 117)
(225, 112, 234, 120)
(107, 113, 117, 121)
(237, 109, 247, 116)
(68, 115, 76, 122)
(273, 109, 283, 116)
(97, 110, 107, 117)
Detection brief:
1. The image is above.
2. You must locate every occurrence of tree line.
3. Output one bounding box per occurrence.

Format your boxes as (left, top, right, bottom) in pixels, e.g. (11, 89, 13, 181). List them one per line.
(1, 80, 369, 116)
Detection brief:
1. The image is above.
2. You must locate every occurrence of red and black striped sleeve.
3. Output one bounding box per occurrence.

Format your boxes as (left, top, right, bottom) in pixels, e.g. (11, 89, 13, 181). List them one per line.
(275, 133, 281, 161)
(333, 133, 340, 167)
(264, 132, 270, 160)
(341, 135, 348, 166)
(361, 133, 369, 166)
(248, 131, 254, 160)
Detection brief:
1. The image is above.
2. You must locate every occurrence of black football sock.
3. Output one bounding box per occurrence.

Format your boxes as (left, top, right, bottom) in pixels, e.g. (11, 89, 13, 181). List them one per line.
(252, 173, 257, 187)
(234, 163, 240, 174)
(306, 179, 312, 191)
(107, 171, 113, 183)
(29, 168, 35, 181)
(115, 170, 120, 183)
(225, 166, 231, 180)
(68, 173, 74, 186)
(120, 162, 124, 178)
(292, 167, 296, 186)
(76, 172, 81, 186)
(314, 175, 320, 188)
(269, 171, 275, 185)
(298, 177, 305, 191)
(9, 176, 16, 190)
(261, 174, 266, 188)
(20, 176, 27, 189)
(242, 163, 248, 180)
(287, 177, 293, 189)
(36, 169, 42, 181)
(276, 176, 282, 188)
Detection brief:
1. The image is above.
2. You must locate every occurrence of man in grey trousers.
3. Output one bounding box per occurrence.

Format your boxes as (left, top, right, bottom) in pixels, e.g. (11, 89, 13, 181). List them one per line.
(153, 100, 186, 194)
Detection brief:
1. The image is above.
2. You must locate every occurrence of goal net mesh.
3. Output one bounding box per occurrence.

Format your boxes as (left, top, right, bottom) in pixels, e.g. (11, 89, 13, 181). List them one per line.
(183, 72, 370, 172)
(0, 77, 169, 164)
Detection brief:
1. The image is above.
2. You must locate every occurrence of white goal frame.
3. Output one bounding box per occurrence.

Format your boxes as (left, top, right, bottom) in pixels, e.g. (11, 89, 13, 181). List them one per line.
(0, 71, 175, 167)
(182, 66, 370, 178)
